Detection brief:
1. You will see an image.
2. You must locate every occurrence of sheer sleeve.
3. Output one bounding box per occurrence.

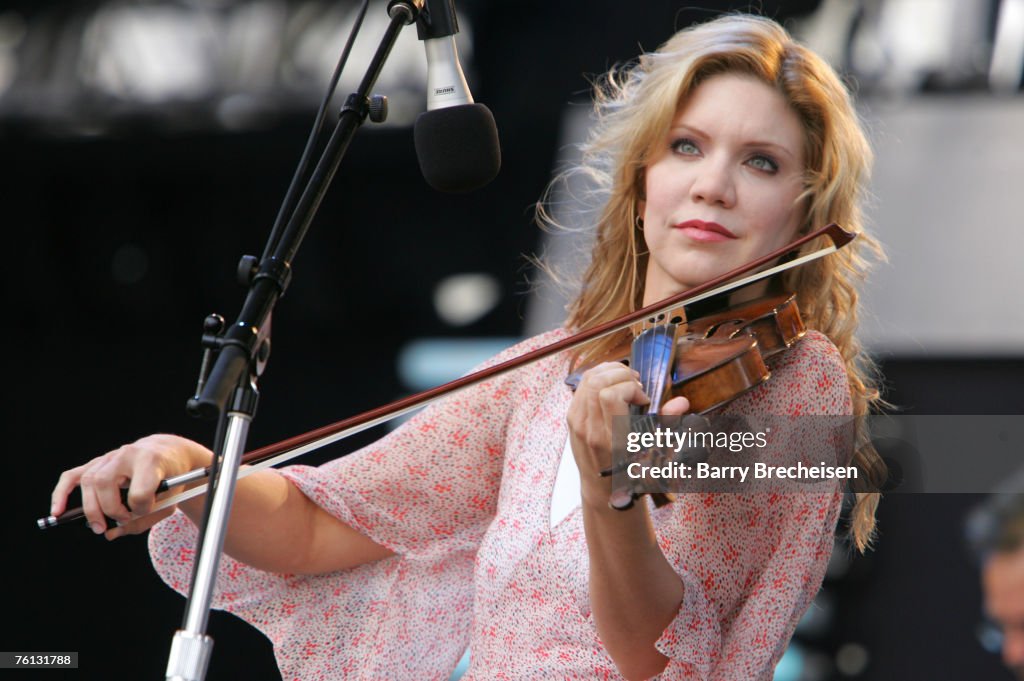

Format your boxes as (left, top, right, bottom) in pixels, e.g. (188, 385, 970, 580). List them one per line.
(147, 329, 568, 680)
(651, 331, 850, 680)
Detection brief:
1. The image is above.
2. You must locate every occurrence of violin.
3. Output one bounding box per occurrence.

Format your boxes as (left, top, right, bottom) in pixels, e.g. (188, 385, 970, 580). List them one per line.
(565, 291, 804, 412)
(38, 223, 854, 530)
(566, 291, 806, 509)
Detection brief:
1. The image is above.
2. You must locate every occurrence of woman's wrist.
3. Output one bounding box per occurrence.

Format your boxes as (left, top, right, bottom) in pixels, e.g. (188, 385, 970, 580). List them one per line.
(580, 474, 614, 511)
(175, 442, 214, 518)
(184, 441, 213, 472)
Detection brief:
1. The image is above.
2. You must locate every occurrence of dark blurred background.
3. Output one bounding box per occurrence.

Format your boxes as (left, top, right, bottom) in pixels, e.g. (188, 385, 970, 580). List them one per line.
(4, 1, 1023, 679)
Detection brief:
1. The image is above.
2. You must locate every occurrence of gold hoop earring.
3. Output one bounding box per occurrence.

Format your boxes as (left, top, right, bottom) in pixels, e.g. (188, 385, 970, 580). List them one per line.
(635, 215, 644, 231)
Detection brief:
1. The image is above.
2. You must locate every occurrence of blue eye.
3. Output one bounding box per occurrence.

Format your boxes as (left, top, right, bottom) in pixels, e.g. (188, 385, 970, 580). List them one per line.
(671, 138, 700, 155)
(747, 154, 779, 173)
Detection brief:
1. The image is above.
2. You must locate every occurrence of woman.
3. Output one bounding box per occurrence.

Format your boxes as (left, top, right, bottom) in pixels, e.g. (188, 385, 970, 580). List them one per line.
(51, 14, 883, 680)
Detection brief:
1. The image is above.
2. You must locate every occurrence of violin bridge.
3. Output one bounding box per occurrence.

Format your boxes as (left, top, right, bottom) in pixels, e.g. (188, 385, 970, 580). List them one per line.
(629, 305, 687, 336)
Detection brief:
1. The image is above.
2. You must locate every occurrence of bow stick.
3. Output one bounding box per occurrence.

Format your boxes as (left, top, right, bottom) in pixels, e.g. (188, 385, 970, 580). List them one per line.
(38, 223, 854, 530)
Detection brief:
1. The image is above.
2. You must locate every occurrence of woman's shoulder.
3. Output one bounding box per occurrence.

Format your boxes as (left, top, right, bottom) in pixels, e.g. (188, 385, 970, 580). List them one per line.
(475, 327, 571, 374)
(513, 327, 573, 354)
(775, 329, 845, 373)
(744, 329, 852, 416)
(457, 327, 574, 399)
(481, 327, 569, 359)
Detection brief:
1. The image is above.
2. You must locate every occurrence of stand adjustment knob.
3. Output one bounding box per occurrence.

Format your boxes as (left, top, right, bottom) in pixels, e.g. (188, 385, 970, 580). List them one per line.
(237, 255, 259, 286)
(369, 94, 388, 123)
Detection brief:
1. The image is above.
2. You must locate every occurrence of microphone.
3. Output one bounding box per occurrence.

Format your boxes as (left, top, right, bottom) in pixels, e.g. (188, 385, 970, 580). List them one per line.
(414, 0, 500, 192)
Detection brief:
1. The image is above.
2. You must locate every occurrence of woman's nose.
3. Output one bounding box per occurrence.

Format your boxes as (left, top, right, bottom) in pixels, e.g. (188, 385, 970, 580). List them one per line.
(689, 158, 736, 207)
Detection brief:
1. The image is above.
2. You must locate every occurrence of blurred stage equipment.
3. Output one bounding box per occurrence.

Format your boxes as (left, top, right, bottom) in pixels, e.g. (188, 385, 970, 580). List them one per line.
(0, 1, 478, 135)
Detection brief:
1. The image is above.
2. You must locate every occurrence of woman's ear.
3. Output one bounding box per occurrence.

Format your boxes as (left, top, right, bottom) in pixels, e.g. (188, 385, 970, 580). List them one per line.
(634, 168, 648, 223)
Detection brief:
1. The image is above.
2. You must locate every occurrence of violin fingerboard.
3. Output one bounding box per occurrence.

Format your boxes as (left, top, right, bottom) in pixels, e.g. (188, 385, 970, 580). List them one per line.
(630, 324, 678, 410)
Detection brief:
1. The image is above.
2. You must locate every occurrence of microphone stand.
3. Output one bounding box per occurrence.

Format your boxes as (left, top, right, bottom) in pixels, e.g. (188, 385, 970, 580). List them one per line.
(164, 2, 421, 679)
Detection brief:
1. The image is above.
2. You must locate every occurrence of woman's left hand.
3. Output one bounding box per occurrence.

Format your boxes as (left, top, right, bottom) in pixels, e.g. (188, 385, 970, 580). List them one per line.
(567, 362, 689, 505)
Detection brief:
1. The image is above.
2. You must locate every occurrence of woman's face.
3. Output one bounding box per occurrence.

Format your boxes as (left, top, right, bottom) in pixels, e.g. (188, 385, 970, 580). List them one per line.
(640, 73, 807, 305)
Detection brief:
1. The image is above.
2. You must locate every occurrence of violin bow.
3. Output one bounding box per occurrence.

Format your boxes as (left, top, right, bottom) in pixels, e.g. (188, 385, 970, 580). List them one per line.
(39, 223, 854, 529)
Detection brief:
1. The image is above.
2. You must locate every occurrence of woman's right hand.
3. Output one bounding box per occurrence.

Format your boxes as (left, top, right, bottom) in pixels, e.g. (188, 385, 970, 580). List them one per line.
(50, 434, 212, 540)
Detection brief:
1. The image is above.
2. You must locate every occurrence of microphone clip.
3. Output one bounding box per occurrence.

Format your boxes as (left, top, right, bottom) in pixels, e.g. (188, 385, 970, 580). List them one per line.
(416, 0, 458, 41)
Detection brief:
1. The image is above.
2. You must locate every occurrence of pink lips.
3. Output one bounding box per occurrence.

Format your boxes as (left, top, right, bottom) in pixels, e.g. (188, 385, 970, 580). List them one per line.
(673, 219, 737, 242)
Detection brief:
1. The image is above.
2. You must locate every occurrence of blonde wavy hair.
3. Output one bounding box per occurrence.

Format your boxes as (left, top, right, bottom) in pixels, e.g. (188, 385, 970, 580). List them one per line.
(539, 14, 886, 552)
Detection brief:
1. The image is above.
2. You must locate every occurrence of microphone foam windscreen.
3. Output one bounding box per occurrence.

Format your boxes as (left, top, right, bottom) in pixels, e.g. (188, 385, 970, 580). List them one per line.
(414, 103, 501, 192)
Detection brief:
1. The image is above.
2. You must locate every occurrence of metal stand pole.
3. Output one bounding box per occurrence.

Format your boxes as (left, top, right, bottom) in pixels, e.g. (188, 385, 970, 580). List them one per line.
(165, 386, 256, 681)
(161, 3, 421, 678)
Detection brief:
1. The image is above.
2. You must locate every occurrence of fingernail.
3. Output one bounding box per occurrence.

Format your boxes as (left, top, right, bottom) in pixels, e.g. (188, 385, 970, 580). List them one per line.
(90, 523, 104, 535)
(50, 503, 57, 515)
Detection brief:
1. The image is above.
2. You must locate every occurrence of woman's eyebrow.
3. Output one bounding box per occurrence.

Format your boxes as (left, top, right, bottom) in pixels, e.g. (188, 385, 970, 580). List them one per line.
(667, 122, 708, 138)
